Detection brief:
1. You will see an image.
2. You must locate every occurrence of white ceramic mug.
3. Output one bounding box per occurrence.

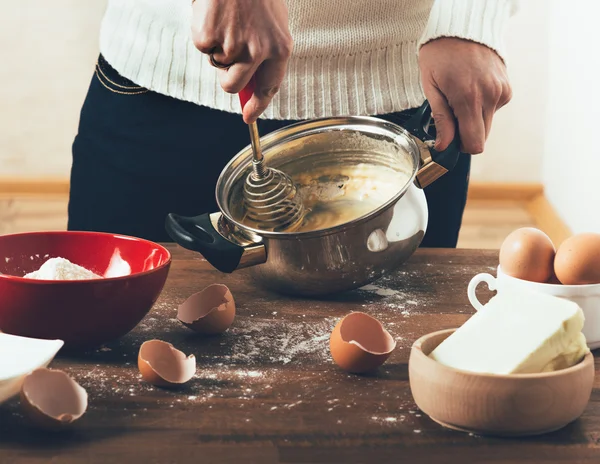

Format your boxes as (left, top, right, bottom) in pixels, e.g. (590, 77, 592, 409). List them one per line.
(468, 266, 600, 350)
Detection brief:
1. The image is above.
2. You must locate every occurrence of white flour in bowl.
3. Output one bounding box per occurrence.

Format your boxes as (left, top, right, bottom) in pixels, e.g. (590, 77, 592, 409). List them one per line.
(24, 257, 102, 280)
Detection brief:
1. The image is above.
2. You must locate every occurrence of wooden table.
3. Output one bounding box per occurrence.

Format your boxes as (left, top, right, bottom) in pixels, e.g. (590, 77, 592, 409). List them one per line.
(1, 247, 599, 463)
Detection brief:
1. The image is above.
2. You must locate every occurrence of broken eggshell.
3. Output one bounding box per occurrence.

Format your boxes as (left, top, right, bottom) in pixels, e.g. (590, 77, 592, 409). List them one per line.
(0, 333, 64, 405)
(330, 312, 396, 374)
(177, 284, 235, 334)
(20, 368, 88, 429)
(138, 339, 196, 388)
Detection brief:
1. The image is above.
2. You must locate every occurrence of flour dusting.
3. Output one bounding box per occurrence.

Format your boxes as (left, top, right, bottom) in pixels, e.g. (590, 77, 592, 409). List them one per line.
(359, 284, 400, 297)
(356, 279, 426, 322)
(222, 317, 336, 365)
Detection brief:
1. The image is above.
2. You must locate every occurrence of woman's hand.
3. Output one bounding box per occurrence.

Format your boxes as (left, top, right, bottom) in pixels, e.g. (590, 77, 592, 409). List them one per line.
(192, 0, 293, 124)
(419, 37, 512, 154)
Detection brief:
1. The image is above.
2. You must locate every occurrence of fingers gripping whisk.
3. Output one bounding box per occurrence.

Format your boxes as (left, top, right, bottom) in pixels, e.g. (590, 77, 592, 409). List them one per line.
(238, 76, 304, 231)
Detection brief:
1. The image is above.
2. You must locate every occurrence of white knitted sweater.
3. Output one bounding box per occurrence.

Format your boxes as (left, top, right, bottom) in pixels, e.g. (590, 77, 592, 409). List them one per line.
(99, 0, 518, 120)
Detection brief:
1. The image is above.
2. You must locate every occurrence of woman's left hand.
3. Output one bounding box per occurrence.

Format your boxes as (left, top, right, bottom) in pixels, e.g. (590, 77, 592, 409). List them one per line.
(418, 37, 513, 155)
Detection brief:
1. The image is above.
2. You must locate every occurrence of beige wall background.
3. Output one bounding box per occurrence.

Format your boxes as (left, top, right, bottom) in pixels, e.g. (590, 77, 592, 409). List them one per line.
(542, 0, 600, 234)
(1, 0, 546, 183)
(469, 0, 548, 184)
(0, 0, 106, 177)
(2, 0, 596, 234)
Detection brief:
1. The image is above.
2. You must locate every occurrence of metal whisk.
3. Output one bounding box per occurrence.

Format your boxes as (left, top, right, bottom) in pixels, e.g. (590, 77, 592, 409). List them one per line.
(239, 79, 304, 231)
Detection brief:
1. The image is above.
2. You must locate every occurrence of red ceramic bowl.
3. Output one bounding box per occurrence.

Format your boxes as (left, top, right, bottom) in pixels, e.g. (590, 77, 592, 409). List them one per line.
(0, 231, 171, 349)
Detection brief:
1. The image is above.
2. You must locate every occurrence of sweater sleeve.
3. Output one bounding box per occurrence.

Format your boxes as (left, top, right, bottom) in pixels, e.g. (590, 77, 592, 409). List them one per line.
(418, 0, 519, 63)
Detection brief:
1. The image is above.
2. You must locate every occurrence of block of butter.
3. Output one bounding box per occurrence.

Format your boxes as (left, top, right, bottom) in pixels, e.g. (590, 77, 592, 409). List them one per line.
(430, 290, 590, 375)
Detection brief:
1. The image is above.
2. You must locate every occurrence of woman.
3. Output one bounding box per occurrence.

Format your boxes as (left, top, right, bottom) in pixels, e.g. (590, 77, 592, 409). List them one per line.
(68, 0, 516, 246)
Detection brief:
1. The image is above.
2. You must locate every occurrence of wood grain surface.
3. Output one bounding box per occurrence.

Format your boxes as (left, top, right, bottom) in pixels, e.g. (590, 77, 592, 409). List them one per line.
(0, 247, 598, 464)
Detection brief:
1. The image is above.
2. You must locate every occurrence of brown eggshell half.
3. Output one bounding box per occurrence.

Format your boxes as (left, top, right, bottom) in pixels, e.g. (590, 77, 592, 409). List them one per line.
(177, 284, 236, 334)
(138, 339, 196, 388)
(20, 368, 88, 429)
(330, 312, 396, 374)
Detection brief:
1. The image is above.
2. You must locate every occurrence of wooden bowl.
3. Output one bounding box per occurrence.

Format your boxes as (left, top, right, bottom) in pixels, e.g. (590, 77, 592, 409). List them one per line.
(409, 329, 595, 436)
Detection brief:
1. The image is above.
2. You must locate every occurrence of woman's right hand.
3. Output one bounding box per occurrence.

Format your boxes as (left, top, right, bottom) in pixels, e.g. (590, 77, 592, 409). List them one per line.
(191, 0, 293, 124)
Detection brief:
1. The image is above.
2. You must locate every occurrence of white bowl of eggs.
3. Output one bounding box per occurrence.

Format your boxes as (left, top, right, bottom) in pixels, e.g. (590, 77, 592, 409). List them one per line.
(468, 228, 600, 350)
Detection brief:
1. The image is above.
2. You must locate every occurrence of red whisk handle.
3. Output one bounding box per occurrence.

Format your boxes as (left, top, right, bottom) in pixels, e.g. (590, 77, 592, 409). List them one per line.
(239, 76, 256, 110)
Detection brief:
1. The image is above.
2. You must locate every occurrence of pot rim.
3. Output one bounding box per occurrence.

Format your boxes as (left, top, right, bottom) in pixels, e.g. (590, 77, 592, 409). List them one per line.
(215, 115, 421, 239)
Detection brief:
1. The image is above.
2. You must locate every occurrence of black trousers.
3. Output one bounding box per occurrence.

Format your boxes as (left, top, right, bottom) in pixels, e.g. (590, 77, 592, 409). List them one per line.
(68, 55, 471, 247)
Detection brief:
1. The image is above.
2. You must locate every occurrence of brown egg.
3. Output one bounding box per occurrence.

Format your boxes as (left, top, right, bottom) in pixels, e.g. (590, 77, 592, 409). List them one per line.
(20, 368, 88, 429)
(138, 340, 196, 387)
(329, 312, 396, 374)
(177, 284, 235, 334)
(554, 233, 600, 285)
(499, 227, 556, 283)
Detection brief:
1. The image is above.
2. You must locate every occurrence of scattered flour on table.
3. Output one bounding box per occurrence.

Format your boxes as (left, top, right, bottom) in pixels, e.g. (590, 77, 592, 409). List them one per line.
(370, 416, 407, 424)
(24, 257, 102, 280)
(68, 314, 336, 405)
(221, 317, 336, 365)
(359, 284, 400, 297)
(357, 282, 426, 319)
(131, 302, 335, 366)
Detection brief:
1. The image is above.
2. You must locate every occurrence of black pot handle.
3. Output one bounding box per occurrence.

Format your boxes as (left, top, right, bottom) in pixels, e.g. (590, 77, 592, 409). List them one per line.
(403, 100, 462, 186)
(165, 213, 244, 273)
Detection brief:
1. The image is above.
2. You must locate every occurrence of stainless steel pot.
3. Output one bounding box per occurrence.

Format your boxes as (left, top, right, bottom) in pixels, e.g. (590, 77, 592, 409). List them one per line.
(166, 101, 460, 296)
